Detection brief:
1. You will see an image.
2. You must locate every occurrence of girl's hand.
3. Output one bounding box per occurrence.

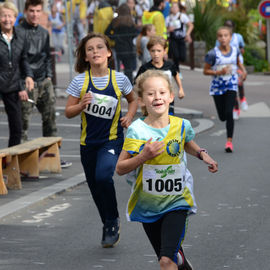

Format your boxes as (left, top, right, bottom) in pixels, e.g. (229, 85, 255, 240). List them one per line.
(178, 88, 185, 99)
(80, 92, 92, 110)
(242, 71, 247, 81)
(140, 138, 165, 161)
(200, 152, 218, 173)
(120, 115, 133, 128)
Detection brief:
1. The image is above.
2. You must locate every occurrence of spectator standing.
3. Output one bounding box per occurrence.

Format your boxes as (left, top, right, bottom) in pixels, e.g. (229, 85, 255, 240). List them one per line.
(66, 0, 87, 41)
(136, 24, 156, 65)
(49, 3, 65, 61)
(93, 0, 114, 35)
(126, 0, 141, 29)
(86, 0, 99, 32)
(105, 3, 138, 83)
(0, 2, 34, 146)
(65, 33, 137, 247)
(18, 0, 72, 168)
(17, 0, 56, 142)
(166, 1, 193, 68)
(142, 0, 167, 39)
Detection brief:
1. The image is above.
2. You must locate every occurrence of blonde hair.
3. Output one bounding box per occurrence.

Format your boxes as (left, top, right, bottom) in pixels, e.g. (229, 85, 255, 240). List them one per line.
(134, 70, 173, 116)
(0, 1, 18, 17)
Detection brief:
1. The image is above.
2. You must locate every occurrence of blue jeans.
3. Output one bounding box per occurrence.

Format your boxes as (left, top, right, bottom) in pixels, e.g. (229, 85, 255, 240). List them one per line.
(80, 139, 123, 224)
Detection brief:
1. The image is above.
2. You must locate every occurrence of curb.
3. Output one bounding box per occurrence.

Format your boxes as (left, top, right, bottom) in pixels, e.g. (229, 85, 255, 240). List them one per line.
(0, 173, 86, 220)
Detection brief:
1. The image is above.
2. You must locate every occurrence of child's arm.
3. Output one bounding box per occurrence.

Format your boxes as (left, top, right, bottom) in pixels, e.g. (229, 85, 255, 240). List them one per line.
(116, 138, 165, 175)
(184, 140, 218, 173)
(120, 91, 138, 128)
(65, 92, 92, 118)
(174, 72, 185, 99)
(237, 57, 247, 81)
(203, 62, 229, 76)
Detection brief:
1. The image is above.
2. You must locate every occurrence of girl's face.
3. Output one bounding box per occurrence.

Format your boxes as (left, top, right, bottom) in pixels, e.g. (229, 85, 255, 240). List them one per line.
(149, 44, 166, 66)
(170, 2, 179, 15)
(0, 7, 16, 32)
(217, 29, 231, 47)
(141, 76, 174, 117)
(147, 26, 156, 37)
(85, 37, 111, 66)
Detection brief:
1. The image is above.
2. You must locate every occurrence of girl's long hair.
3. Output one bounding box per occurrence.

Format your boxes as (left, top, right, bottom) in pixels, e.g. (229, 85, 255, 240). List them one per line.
(75, 33, 113, 73)
(111, 3, 134, 28)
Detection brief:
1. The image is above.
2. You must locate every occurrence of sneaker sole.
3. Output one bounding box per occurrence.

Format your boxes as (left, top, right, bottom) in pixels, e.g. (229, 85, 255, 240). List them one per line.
(102, 235, 120, 248)
(225, 147, 233, 153)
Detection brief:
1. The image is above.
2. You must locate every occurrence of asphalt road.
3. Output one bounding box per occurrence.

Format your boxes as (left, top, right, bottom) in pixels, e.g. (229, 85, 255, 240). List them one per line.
(0, 68, 270, 270)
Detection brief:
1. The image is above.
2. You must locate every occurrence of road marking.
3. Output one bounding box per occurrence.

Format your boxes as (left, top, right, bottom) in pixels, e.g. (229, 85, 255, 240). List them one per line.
(240, 102, 270, 118)
(210, 129, 226, 136)
(22, 203, 71, 223)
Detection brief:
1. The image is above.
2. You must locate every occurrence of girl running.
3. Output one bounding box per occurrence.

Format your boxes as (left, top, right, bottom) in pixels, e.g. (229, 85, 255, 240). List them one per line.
(204, 26, 247, 152)
(116, 69, 218, 270)
(65, 33, 137, 248)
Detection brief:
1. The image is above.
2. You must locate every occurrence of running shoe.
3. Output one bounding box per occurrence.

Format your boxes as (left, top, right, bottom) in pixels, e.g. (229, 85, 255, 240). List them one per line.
(101, 218, 120, 248)
(240, 97, 248, 111)
(225, 141, 233, 153)
(178, 247, 193, 270)
(233, 109, 240, 120)
(60, 160, 72, 168)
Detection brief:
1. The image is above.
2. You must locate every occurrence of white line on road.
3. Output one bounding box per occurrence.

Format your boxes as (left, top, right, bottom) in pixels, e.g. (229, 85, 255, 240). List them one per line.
(210, 129, 226, 137)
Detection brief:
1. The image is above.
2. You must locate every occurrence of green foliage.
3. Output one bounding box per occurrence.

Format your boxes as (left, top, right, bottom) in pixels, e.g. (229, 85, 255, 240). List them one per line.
(240, 0, 262, 13)
(192, 0, 224, 49)
(244, 46, 270, 72)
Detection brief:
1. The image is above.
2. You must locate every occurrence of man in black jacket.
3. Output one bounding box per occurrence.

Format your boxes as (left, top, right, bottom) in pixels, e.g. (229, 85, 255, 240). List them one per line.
(17, 0, 57, 142)
(0, 2, 34, 146)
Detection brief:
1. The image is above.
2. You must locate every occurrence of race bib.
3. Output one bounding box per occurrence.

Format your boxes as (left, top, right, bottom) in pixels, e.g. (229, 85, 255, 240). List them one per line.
(142, 163, 186, 195)
(83, 92, 118, 119)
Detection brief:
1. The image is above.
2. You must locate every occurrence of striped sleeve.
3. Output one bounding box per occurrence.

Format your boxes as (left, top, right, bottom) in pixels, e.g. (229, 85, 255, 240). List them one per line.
(66, 73, 86, 98)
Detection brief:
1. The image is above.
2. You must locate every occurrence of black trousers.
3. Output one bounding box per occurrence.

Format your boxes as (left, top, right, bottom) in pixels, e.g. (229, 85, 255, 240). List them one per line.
(2, 91, 22, 146)
(213, 90, 236, 138)
(142, 210, 188, 264)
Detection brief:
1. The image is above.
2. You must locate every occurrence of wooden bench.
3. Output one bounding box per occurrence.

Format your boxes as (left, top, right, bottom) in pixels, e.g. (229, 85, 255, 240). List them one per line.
(0, 137, 62, 195)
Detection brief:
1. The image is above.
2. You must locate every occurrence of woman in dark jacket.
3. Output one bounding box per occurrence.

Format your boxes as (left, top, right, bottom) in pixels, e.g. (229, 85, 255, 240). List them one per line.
(0, 2, 33, 146)
(105, 3, 138, 83)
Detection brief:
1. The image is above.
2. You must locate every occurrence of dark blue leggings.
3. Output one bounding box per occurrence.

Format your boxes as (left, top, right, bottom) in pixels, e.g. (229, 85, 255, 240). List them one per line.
(213, 90, 237, 138)
(80, 139, 123, 224)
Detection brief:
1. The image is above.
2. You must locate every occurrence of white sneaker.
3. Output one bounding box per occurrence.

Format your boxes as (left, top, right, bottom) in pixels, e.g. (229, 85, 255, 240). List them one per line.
(240, 99, 248, 111)
(233, 109, 240, 120)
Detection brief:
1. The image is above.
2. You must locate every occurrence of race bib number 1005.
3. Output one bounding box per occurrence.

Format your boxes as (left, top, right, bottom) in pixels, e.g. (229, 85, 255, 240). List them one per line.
(83, 92, 118, 119)
(142, 164, 185, 195)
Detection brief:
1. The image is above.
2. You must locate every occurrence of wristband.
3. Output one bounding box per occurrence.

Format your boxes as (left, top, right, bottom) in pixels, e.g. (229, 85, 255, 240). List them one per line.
(197, 148, 208, 160)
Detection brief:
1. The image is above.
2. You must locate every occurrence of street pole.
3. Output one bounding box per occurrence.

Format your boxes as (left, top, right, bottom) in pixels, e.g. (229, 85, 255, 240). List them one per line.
(64, 0, 74, 83)
(267, 19, 270, 64)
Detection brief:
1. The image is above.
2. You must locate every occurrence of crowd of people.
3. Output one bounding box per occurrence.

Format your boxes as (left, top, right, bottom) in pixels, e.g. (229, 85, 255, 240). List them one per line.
(0, 0, 249, 269)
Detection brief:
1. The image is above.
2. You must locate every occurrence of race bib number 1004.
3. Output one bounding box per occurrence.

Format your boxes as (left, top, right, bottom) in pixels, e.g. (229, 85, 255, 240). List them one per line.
(142, 164, 185, 195)
(83, 92, 118, 119)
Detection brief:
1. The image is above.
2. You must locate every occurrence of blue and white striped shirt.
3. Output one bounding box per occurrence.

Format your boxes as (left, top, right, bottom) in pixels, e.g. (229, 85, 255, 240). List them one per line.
(66, 71, 132, 98)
